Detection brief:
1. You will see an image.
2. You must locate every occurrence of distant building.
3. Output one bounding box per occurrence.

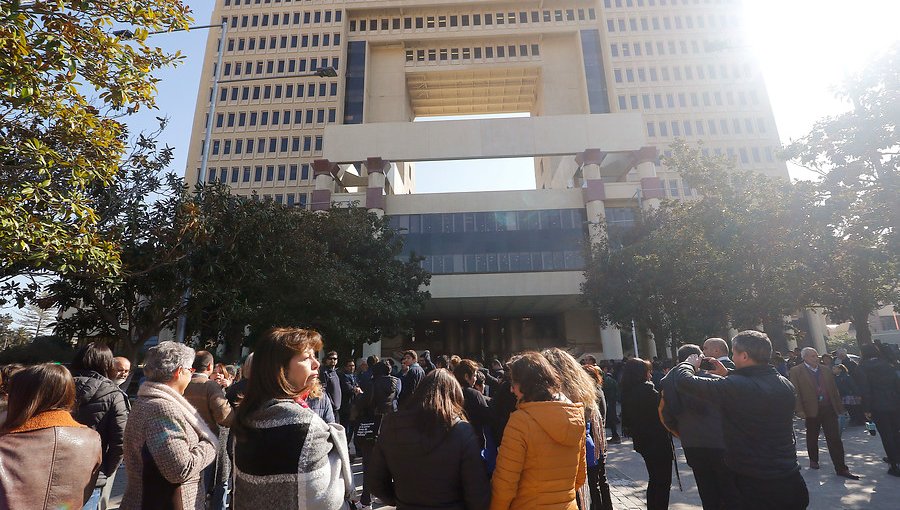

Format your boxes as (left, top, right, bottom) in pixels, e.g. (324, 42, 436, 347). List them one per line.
(186, 0, 787, 360)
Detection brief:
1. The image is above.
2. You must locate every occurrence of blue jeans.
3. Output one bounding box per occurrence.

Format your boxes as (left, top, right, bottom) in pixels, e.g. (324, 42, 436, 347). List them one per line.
(82, 487, 101, 510)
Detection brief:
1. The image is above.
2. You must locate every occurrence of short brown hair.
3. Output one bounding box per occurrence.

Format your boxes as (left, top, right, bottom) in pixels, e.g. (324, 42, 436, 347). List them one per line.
(453, 359, 479, 387)
(402, 350, 418, 361)
(1, 364, 75, 433)
(508, 352, 560, 403)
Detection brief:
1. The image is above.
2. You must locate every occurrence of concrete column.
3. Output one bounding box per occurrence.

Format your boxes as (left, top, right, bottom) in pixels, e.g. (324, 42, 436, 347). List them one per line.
(311, 159, 337, 212)
(640, 330, 658, 359)
(579, 149, 608, 240)
(600, 325, 624, 360)
(803, 309, 828, 353)
(635, 147, 663, 210)
(365, 157, 389, 218)
(506, 318, 523, 354)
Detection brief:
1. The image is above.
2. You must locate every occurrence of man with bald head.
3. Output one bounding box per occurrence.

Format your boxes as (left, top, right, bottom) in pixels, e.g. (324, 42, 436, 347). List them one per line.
(789, 347, 859, 479)
(703, 338, 736, 370)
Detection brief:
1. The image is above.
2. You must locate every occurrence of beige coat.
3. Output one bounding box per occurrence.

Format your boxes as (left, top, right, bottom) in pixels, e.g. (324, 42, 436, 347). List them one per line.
(789, 364, 845, 418)
(184, 373, 234, 430)
(120, 382, 218, 510)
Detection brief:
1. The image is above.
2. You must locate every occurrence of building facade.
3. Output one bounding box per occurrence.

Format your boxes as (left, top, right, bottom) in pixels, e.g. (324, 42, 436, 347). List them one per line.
(186, 0, 786, 359)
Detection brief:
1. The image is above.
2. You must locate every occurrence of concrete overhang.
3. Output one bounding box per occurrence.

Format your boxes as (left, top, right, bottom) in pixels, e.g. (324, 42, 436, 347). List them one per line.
(423, 271, 586, 317)
(323, 113, 645, 164)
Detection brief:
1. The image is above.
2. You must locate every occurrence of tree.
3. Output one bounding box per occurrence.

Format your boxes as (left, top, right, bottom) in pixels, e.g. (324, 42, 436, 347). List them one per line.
(48, 122, 198, 359)
(18, 301, 54, 339)
(0, 0, 192, 292)
(783, 43, 900, 346)
(186, 194, 432, 362)
(583, 141, 817, 354)
(583, 203, 731, 359)
(0, 313, 28, 351)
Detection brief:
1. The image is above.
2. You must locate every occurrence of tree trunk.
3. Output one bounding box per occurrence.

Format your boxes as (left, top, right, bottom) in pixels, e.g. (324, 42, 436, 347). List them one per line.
(223, 325, 245, 363)
(853, 311, 873, 347)
(762, 317, 789, 353)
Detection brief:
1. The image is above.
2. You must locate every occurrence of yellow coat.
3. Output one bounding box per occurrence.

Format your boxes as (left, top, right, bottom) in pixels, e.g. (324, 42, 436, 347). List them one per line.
(490, 400, 587, 510)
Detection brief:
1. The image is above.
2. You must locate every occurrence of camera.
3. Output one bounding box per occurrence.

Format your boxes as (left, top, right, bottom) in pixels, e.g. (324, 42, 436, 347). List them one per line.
(699, 358, 716, 370)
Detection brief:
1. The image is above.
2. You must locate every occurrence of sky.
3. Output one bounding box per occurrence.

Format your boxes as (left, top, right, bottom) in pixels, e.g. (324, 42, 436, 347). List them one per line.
(123, 0, 900, 192)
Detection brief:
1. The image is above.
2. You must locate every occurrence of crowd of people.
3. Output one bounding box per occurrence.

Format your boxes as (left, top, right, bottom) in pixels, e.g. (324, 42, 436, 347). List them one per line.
(0, 329, 898, 510)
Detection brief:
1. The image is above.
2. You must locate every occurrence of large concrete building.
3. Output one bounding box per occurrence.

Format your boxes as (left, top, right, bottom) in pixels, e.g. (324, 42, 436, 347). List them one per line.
(186, 0, 786, 360)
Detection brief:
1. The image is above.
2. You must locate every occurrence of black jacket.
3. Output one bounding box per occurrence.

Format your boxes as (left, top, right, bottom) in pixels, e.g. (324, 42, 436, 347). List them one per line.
(461, 385, 490, 446)
(367, 410, 490, 510)
(659, 368, 725, 449)
(365, 374, 399, 417)
(71, 369, 129, 487)
(399, 364, 425, 405)
(620, 381, 672, 458)
(338, 371, 359, 413)
(320, 367, 342, 413)
(856, 357, 900, 413)
(674, 362, 800, 479)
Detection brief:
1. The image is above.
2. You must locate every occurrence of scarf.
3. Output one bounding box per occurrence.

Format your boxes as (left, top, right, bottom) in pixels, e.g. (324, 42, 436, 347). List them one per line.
(138, 381, 220, 448)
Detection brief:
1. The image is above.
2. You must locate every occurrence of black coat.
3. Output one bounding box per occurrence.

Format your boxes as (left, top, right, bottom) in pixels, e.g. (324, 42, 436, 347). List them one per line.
(620, 381, 672, 458)
(674, 362, 800, 479)
(399, 364, 425, 405)
(461, 385, 489, 446)
(320, 367, 342, 413)
(367, 410, 490, 510)
(71, 369, 129, 487)
(857, 357, 900, 413)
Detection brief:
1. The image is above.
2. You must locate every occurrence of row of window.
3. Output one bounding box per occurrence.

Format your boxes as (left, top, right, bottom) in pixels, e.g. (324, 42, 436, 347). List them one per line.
(222, 0, 308, 5)
(415, 251, 586, 275)
(206, 135, 323, 157)
(221, 56, 338, 78)
(224, 32, 341, 55)
(207, 164, 312, 185)
(604, 0, 740, 7)
(643, 117, 769, 139)
(221, 9, 342, 30)
(655, 142, 778, 167)
(610, 38, 739, 59)
(216, 80, 338, 104)
(612, 62, 756, 85)
(389, 210, 587, 235)
(617, 89, 764, 112)
(348, 7, 598, 33)
(404, 43, 541, 64)
(606, 13, 741, 34)
(214, 107, 337, 131)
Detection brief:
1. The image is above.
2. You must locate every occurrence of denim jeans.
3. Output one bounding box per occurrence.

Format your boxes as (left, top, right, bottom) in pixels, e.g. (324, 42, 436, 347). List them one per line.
(82, 487, 102, 510)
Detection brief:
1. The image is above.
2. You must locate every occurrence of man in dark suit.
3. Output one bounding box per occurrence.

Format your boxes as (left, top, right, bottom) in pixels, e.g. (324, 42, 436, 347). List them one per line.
(789, 347, 859, 479)
(320, 350, 342, 419)
(704, 337, 736, 370)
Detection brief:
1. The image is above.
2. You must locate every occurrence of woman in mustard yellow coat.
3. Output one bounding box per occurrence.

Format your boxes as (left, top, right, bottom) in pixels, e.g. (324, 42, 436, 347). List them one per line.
(491, 352, 587, 510)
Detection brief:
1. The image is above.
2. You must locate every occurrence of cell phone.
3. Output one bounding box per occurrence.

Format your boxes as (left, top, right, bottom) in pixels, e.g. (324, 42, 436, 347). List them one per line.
(699, 358, 715, 370)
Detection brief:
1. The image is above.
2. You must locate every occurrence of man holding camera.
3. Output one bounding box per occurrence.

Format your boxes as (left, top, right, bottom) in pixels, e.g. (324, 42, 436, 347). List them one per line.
(660, 344, 736, 509)
(672, 331, 809, 509)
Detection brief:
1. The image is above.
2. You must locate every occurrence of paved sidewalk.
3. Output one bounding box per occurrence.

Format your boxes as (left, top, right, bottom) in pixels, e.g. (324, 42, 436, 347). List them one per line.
(110, 421, 899, 509)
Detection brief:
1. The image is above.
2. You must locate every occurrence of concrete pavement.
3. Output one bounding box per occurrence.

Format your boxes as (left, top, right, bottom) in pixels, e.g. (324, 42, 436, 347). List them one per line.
(109, 421, 898, 509)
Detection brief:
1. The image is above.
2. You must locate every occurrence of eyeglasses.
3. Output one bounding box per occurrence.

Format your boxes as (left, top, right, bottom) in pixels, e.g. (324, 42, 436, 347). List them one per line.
(327, 357, 338, 361)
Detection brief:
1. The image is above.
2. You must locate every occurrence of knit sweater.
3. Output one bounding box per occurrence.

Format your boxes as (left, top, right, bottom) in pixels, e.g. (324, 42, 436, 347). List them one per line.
(232, 399, 353, 510)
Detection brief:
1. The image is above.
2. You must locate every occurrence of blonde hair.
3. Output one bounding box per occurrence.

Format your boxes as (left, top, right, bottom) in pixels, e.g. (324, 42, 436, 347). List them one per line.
(540, 348, 600, 419)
